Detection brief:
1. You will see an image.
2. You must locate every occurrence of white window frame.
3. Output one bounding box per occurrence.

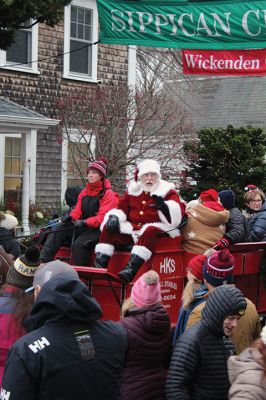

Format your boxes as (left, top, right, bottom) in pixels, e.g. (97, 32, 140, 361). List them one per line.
(61, 130, 96, 201)
(0, 22, 39, 74)
(63, 0, 98, 83)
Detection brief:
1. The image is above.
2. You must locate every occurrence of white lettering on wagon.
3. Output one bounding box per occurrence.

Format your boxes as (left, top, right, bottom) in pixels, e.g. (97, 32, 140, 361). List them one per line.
(160, 257, 175, 274)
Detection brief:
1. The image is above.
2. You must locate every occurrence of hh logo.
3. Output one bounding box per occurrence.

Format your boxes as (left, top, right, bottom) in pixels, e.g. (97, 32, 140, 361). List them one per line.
(0, 389, 11, 400)
(29, 337, 50, 354)
(160, 257, 175, 274)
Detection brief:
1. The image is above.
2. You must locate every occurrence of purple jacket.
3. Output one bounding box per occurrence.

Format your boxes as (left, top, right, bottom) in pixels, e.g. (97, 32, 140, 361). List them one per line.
(119, 303, 172, 400)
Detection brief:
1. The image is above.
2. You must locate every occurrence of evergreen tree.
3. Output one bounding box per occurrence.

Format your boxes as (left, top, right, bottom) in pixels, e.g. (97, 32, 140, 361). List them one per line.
(180, 125, 266, 207)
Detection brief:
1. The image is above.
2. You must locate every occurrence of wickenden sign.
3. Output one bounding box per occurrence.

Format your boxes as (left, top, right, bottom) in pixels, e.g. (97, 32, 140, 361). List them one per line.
(182, 49, 266, 75)
(97, 0, 266, 49)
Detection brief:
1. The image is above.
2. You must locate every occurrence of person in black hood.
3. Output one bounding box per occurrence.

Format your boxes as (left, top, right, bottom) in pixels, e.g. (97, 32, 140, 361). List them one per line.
(166, 285, 247, 400)
(1, 260, 128, 400)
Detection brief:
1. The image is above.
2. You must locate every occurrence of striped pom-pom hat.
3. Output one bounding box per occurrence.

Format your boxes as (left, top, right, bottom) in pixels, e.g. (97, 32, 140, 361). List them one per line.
(88, 157, 108, 177)
(203, 249, 235, 287)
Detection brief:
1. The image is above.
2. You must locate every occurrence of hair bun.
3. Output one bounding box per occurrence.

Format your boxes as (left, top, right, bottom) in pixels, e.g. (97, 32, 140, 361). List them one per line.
(25, 246, 40, 262)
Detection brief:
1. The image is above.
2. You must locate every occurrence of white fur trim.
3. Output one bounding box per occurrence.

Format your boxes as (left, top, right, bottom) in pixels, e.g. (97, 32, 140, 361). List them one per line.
(131, 245, 152, 261)
(0, 214, 18, 230)
(120, 221, 134, 235)
(128, 179, 175, 197)
(95, 243, 114, 256)
(138, 159, 161, 179)
(138, 222, 180, 238)
(100, 208, 127, 231)
(158, 200, 182, 227)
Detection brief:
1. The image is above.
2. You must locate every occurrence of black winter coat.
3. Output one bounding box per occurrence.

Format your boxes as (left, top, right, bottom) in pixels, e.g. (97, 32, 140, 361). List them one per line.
(0, 227, 21, 258)
(1, 274, 128, 400)
(119, 303, 172, 400)
(166, 285, 247, 400)
(225, 207, 252, 244)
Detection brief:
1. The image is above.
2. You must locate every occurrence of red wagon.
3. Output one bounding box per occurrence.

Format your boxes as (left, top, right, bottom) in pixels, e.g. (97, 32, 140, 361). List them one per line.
(54, 238, 266, 324)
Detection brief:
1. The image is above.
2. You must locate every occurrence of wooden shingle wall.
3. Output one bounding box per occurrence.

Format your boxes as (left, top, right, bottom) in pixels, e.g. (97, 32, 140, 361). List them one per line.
(0, 22, 128, 208)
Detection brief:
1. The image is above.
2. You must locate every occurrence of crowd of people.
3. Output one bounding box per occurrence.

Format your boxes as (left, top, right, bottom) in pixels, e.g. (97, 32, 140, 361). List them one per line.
(0, 157, 266, 399)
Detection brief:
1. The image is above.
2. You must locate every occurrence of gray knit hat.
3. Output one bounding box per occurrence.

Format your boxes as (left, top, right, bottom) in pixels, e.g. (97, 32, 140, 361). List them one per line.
(7, 246, 40, 289)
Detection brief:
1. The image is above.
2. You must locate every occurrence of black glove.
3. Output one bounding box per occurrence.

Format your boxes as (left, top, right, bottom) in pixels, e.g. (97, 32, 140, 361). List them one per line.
(61, 214, 72, 224)
(150, 195, 171, 223)
(73, 220, 86, 229)
(106, 215, 120, 234)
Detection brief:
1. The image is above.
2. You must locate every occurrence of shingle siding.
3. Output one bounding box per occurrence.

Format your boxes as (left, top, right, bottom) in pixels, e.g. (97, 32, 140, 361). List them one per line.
(0, 21, 128, 208)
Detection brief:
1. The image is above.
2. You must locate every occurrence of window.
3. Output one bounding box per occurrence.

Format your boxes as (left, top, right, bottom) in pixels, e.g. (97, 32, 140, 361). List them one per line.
(64, 0, 98, 82)
(67, 141, 89, 186)
(4, 137, 22, 203)
(0, 20, 39, 73)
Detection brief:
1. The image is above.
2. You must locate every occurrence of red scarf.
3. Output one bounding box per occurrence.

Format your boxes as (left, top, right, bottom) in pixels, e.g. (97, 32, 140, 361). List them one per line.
(86, 180, 104, 196)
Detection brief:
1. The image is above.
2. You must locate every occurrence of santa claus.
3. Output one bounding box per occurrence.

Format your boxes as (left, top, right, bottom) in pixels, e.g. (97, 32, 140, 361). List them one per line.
(94, 159, 185, 283)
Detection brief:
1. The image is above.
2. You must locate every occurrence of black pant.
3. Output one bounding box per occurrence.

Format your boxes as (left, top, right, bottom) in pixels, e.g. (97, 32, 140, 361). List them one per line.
(40, 222, 100, 265)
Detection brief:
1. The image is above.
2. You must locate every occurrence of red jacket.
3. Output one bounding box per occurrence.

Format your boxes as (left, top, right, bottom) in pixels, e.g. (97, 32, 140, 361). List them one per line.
(71, 179, 119, 229)
(0, 285, 26, 386)
(101, 179, 185, 238)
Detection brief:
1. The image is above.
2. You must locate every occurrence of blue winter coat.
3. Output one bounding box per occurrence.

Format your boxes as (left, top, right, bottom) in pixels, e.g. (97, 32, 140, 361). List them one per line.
(248, 201, 266, 242)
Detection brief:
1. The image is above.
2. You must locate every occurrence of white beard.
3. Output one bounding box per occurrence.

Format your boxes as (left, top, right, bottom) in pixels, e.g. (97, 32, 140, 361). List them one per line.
(141, 180, 159, 193)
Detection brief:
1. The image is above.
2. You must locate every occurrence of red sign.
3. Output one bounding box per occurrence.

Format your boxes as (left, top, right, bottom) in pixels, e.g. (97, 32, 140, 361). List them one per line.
(182, 49, 266, 75)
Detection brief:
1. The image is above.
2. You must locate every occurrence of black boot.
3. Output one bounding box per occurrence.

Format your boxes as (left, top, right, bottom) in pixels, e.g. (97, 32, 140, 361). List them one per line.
(94, 253, 110, 269)
(118, 254, 145, 284)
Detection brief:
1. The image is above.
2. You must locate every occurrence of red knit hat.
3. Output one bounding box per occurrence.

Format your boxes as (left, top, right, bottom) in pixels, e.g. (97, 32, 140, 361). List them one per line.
(204, 249, 235, 287)
(88, 157, 107, 177)
(200, 189, 219, 202)
(187, 254, 206, 282)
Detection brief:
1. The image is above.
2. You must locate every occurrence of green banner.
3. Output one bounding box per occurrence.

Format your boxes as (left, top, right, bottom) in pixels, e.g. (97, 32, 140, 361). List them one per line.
(97, 0, 266, 49)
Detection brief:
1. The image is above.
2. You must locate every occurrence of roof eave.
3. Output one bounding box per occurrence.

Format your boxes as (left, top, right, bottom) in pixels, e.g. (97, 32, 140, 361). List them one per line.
(0, 115, 60, 129)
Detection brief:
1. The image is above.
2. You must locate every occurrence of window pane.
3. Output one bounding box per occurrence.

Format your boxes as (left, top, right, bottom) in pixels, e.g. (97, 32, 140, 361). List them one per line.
(7, 30, 31, 64)
(85, 10, 91, 25)
(13, 139, 21, 157)
(85, 26, 91, 41)
(5, 138, 12, 156)
(70, 40, 89, 74)
(77, 23, 84, 40)
(67, 142, 88, 181)
(5, 159, 12, 174)
(78, 8, 84, 23)
(71, 6, 77, 21)
(71, 22, 76, 38)
(4, 177, 22, 191)
(12, 159, 21, 175)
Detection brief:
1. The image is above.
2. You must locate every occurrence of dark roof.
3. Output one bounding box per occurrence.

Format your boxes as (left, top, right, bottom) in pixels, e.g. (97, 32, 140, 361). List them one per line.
(178, 76, 266, 129)
(0, 97, 47, 118)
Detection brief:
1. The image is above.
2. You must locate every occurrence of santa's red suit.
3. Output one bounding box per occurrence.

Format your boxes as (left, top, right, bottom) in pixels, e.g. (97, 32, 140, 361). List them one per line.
(95, 166, 185, 282)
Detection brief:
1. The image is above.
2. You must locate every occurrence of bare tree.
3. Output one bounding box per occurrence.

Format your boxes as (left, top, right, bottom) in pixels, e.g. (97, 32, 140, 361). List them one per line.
(55, 48, 196, 192)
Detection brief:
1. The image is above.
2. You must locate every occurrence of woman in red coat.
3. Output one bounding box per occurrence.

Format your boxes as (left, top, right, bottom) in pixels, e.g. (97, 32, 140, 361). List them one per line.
(40, 157, 119, 265)
(119, 270, 172, 400)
